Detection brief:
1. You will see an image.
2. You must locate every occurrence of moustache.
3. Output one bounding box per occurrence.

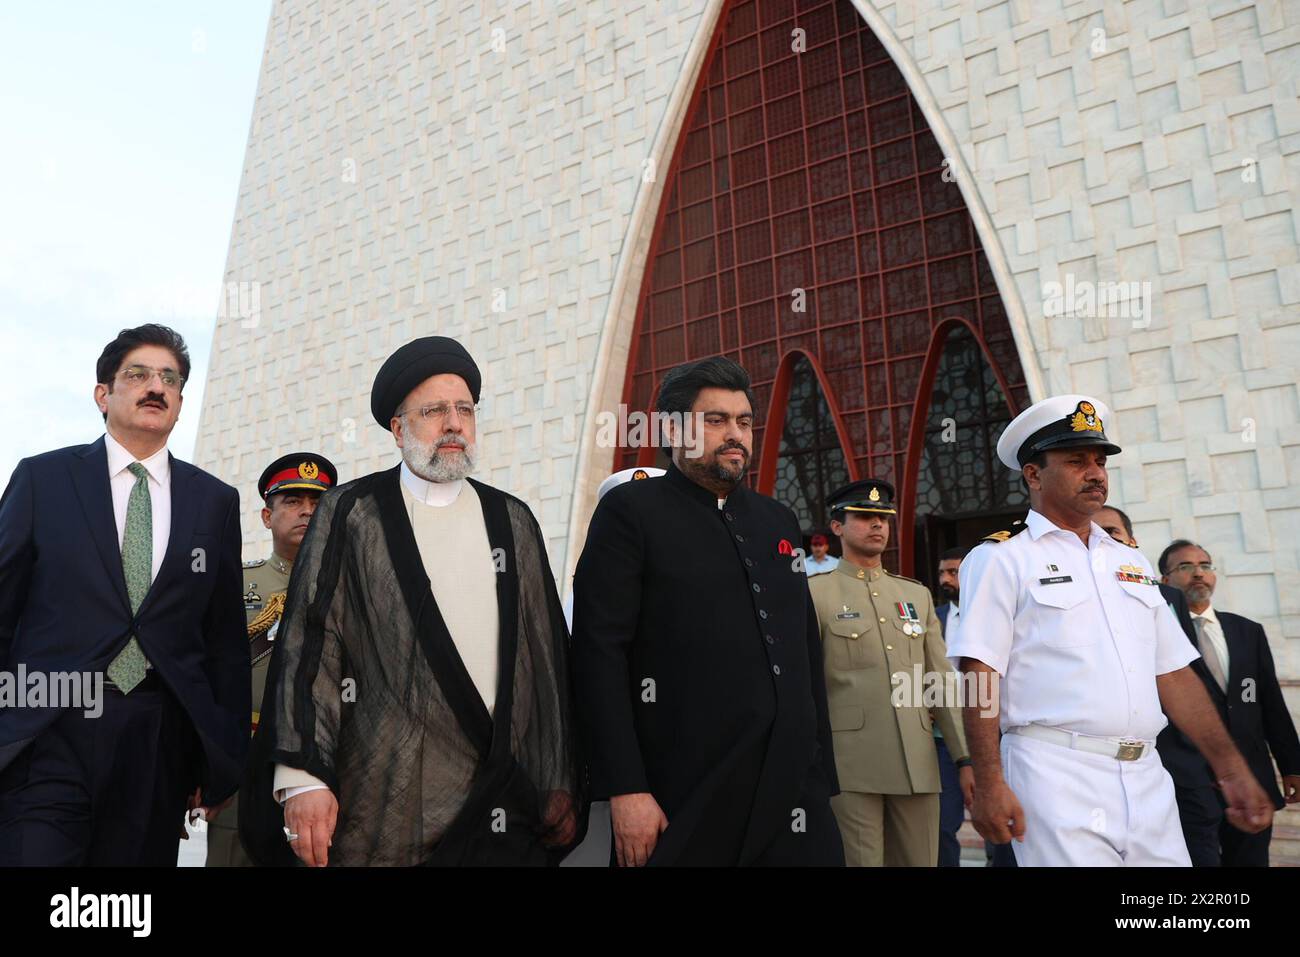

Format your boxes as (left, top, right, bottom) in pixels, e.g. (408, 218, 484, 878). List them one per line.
(715, 443, 749, 458)
(137, 394, 168, 409)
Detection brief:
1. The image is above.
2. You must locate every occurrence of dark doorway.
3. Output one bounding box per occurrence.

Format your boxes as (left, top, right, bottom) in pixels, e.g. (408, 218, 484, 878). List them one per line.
(773, 354, 850, 552)
(910, 325, 1027, 591)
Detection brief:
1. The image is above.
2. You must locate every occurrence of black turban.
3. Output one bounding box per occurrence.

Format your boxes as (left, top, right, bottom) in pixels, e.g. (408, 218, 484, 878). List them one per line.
(370, 336, 481, 430)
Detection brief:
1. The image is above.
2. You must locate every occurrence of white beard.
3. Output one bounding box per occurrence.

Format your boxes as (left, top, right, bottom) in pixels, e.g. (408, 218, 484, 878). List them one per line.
(402, 432, 477, 483)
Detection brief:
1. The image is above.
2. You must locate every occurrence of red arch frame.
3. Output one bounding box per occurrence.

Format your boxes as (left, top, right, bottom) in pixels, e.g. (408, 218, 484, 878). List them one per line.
(756, 348, 859, 493)
(896, 316, 1025, 573)
(610, 0, 1033, 569)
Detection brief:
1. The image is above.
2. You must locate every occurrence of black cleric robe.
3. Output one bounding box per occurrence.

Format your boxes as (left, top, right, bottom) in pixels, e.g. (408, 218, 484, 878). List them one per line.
(239, 466, 587, 866)
(572, 464, 843, 865)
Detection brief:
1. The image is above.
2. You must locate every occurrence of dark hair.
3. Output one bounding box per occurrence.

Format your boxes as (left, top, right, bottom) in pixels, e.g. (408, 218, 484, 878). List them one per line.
(1158, 539, 1209, 575)
(939, 546, 969, 562)
(1019, 451, 1047, 492)
(97, 324, 191, 388)
(1099, 504, 1133, 538)
(654, 356, 756, 418)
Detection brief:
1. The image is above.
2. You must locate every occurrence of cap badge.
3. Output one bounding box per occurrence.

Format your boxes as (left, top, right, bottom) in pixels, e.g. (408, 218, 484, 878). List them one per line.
(868, 486, 881, 502)
(1069, 401, 1103, 434)
(632, 469, 649, 480)
(298, 461, 320, 480)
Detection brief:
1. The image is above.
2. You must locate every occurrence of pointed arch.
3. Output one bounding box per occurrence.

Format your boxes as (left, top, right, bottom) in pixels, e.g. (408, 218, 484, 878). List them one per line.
(575, 0, 1038, 578)
(898, 316, 1027, 573)
(757, 347, 857, 493)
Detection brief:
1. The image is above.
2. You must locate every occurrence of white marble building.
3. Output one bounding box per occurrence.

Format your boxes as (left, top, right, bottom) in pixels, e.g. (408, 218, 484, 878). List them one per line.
(194, 0, 1300, 698)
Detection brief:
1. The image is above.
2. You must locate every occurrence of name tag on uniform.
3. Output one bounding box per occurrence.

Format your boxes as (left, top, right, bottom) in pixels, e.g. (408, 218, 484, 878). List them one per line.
(1038, 575, 1073, 585)
(836, 610, 861, 620)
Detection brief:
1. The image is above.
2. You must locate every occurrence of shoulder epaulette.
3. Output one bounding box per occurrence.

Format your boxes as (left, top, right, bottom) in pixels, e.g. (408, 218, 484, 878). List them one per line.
(887, 570, 924, 586)
(243, 558, 266, 568)
(981, 520, 1028, 544)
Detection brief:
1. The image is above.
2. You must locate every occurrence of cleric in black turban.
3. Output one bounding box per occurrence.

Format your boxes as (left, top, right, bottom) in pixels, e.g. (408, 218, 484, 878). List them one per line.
(370, 335, 482, 430)
(241, 335, 586, 866)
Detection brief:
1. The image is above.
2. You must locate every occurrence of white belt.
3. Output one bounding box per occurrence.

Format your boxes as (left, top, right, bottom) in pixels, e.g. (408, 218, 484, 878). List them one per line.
(1008, 724, 1154, 762)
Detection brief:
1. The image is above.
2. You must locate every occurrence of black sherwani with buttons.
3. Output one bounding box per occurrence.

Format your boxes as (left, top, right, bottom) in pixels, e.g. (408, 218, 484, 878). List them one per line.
(572, 464, 843, 865)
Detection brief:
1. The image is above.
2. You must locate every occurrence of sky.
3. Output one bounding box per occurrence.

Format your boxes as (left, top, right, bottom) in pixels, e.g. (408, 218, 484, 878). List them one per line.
(0, 1, 273, 482)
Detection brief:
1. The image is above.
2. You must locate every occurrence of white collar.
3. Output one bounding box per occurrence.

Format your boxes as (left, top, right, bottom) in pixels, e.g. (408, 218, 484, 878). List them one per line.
(400, 460, 463, 507)
(1026, 508, 1110, 546)
(104, 431, 169, 486)
(1191, 604, 1219, 626)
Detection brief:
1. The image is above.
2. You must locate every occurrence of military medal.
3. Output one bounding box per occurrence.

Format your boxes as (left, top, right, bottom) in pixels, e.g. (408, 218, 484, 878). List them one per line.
(896, 601, 922, 636)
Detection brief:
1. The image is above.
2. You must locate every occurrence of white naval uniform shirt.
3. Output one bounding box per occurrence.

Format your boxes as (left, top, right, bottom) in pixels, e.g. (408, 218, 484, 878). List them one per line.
(947, 509, 1199, 740)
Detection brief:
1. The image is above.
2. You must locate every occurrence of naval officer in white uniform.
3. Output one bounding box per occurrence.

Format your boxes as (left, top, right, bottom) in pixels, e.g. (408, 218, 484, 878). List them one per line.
(948, 394, 1272, 866)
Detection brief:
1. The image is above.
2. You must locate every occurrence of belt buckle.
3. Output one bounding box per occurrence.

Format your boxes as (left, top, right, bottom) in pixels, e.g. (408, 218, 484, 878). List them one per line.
(1115, 738, 1144, 761)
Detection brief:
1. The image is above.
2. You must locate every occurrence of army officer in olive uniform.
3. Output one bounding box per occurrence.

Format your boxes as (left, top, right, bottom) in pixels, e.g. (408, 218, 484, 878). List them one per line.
(810, 479, 972, 866)
(206, 452, 336, 866)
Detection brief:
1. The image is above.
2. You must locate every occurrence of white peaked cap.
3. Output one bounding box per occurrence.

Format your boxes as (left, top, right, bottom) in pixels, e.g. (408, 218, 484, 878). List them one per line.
(597, 466, 666, 501)
(995, 394, 1121, 470)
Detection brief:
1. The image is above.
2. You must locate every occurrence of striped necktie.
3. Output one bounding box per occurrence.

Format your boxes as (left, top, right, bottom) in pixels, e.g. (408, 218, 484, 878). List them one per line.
(108, 461, 152, 693)
(1193, 616, 1227, 694)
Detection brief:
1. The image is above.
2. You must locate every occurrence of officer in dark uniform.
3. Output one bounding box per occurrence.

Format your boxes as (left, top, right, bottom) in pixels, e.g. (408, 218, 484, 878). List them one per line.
(205, 452, 336, 866)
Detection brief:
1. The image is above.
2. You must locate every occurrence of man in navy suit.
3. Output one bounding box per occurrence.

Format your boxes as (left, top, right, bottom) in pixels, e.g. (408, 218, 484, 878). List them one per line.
(0, 324, 249, 865)
(1160, 539, 1300, 866)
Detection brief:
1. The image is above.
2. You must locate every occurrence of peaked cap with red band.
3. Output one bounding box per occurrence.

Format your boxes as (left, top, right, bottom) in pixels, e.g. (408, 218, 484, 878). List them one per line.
(258, 453, 338, 500)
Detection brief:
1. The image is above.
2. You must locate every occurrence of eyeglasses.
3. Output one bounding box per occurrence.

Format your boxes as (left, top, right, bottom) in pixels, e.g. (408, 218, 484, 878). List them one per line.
(1171, 562, 1215, 574)
(119, 365, 185, 390)
(396, 402, 477, 422)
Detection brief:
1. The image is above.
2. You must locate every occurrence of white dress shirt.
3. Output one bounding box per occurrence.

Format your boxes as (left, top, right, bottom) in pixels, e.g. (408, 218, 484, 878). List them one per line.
(942, 600, 961, 647)
(104, 430, 170, 584)
(948, 509, 1199, 740)
(1190, 604, 1230, 677)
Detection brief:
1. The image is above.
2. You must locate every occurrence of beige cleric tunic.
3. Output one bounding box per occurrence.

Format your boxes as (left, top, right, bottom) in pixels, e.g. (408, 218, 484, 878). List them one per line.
(206, 552, 293, 867)
(810, 559, 968, 866)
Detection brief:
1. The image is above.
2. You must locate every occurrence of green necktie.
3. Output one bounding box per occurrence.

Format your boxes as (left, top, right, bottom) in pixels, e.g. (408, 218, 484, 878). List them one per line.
(108, 461, 152, 693)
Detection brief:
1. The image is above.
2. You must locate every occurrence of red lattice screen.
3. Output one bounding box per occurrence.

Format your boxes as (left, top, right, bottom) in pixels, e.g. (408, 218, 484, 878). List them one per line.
(617, 0, 1029, 536)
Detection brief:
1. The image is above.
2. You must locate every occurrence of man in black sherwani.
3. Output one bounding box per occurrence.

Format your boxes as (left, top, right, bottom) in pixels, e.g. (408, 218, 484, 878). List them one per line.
(573, 357, 844, 866)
